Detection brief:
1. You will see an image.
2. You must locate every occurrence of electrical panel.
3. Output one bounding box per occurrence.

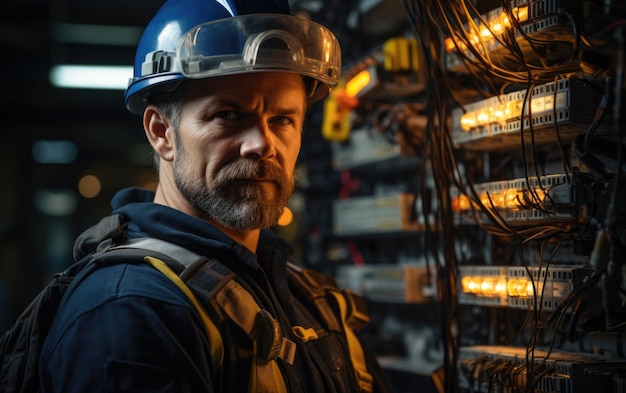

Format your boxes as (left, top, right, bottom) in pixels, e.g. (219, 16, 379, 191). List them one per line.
(450, 77, 610, 151)
(306, 0, 626, 392)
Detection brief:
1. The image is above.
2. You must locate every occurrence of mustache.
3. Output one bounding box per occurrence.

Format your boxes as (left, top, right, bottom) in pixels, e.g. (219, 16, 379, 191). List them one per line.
(214, 159, 290, 187)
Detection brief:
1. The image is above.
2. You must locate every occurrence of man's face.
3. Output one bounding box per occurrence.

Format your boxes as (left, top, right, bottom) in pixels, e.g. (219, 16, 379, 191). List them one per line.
(171, 72, 306, 230)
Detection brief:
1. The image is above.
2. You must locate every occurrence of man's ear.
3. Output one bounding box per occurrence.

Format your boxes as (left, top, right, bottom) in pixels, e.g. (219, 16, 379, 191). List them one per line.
(143, 106, 175, 161)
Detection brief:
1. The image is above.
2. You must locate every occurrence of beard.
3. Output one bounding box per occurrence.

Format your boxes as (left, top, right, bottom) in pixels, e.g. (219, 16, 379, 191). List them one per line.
(173, 154, 295, 231)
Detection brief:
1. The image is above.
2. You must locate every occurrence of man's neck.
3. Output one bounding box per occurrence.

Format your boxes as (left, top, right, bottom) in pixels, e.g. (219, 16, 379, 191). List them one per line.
(209, 220, 261, 253)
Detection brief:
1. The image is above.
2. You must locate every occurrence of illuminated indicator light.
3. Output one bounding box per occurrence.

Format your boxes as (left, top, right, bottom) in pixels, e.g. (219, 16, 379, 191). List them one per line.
(460, 112, 477, 131)
(445, 37, 456, 52)
(458, 195, 471, 210)
(493, 104, 507, 122)
(512, 279, 530, 297)
(493, 192, 506, 208)
(507, 280, 517, 296)
(501, 11, 512, 27)
(513, 6, 528, 23)
(462, 276, 482, 294)
(506, 101, 521, 119)
(453, 194, 472, 212)
(461, 276, 473, 293)
(494, 279, 507, 295)
(461, 101, 514, 132)
(452, 196, 461, 213)
(476, 110, 489, 125)
(504, 190, 521, 209)
(469, 278, 481, 294)
(534, 189, 546, 201)
(508, 279, 531, 297)
(480, 26, 492, 38)
(345, 69, 371, 98)
(480, 192, 492, 207)
(463, 276, 508, 297)
(525, 281, 534, 296)
(481, 278, 495, 295)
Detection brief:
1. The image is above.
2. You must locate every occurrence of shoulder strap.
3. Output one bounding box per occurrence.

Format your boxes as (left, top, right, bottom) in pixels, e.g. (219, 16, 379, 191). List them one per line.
(104, 238, 291, 393)
(103, 239, 225, 368)
(146, 256, 225, 368)
(287, 262, 374, 393)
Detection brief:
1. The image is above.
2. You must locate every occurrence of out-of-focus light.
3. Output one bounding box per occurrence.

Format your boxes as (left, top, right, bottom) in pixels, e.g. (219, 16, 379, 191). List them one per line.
(492, 105, 506, 122)
(445, 37, 456, 52)
(460, 112, 477, 131)
(479, 25, 492, 39)
(461, 276, 482, 294)
(33, 189, 78, 216)
(32, 140, 77, 164)
(277, 206, 294, 226)
(494, 279, 507, 295)
(480, 278, 495, 294)
(513, 6, 529, 23)
(345, 69, 372, 98)
(78, 175, 102, 198)
(476, 110, 489, 125)
(508, 279, 533, 297)
(49, 65, 132, 90)
(462, 275, 509, 297)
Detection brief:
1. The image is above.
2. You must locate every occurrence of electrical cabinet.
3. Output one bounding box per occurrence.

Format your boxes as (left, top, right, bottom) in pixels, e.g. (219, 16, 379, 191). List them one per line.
(296, 0, 626, 391)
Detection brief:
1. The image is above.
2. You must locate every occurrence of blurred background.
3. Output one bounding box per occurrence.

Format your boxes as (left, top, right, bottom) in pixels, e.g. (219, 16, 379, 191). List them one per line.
(3, 1, 626, 392)
(1, 0, 160, 327)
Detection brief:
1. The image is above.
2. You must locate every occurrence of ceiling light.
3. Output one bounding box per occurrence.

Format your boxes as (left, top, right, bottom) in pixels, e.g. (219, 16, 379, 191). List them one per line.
(49, 65, 132, 90)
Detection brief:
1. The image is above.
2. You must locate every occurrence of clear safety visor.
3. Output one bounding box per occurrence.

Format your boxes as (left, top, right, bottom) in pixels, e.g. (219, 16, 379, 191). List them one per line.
(176, 14, 341, 89)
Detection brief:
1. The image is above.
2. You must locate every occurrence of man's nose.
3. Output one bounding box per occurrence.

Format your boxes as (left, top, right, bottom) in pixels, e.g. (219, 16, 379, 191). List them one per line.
(240, 122, 276, 159)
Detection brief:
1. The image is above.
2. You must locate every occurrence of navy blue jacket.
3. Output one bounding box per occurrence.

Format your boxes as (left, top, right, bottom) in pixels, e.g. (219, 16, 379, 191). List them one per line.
(39, 187, 393, 393)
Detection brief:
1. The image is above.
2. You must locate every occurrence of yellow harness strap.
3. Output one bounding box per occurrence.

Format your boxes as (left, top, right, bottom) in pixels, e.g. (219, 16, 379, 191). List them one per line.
(145, 256, 224, 368)
(215, 280, 293, 393)
(147, 256, 293, 393)
(328, 289, 374, 393)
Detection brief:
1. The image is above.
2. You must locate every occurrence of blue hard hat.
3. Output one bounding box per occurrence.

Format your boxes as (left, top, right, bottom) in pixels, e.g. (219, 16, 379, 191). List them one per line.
(124, 0, 341, 115)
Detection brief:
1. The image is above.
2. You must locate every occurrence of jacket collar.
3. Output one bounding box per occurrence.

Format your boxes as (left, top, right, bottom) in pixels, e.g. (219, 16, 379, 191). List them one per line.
(109, 187, 293, 270)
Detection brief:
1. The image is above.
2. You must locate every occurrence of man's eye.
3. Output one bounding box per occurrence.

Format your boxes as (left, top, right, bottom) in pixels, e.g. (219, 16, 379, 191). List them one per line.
(215, 111, 238, 120)
(271, 116, 292, 125)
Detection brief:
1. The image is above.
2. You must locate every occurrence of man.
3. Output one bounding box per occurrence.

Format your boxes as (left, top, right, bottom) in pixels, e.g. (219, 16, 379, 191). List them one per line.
(39, 0, 394, 392)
